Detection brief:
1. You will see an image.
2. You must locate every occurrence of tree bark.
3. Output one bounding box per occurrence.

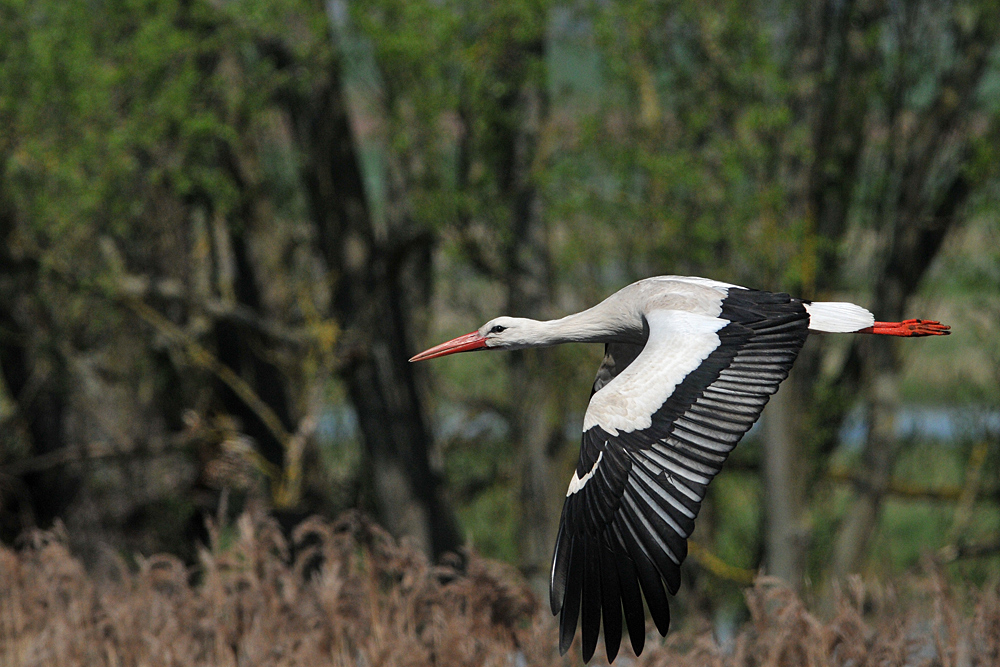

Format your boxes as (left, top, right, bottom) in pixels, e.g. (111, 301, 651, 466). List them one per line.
(470, 21, 555, 593)
(0, 170, 76, 540)
(830, 180, 969, 577)
(286, 58, 460, 559)
(826, 0, 998, 571)
(504, 128, 557, 593)
(762, 0, 999, 586)
(829, 338, 899, 578)
(762, 368, 807, 587)
(211, 223, 296, 472)
(757, 0, 874, 586)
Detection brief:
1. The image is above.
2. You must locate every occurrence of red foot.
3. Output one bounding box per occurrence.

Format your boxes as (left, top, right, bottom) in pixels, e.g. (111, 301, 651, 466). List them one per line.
(859, 319, 951, 337)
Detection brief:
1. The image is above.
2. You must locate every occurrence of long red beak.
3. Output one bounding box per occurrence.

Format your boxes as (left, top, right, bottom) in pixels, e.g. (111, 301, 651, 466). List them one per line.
(409, 331, 488, 362)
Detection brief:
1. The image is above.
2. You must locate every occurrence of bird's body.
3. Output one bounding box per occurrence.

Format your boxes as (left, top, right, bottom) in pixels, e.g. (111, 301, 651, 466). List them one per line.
(410, 276, 948, 663)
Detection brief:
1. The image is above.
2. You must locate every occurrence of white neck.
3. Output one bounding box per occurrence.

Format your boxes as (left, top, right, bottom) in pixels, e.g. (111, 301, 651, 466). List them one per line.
(494, 302, 645, 350)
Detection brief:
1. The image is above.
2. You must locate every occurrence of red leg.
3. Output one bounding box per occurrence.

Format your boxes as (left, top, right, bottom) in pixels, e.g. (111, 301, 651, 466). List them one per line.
(858, 319, 951, 337)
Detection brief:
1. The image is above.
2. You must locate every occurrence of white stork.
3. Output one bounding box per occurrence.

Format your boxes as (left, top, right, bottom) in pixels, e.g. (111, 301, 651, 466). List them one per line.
(409, 276, 948, 663)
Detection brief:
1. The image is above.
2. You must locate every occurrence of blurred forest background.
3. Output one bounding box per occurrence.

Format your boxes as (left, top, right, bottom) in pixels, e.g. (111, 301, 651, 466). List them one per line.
(2, 0, 1000, 642)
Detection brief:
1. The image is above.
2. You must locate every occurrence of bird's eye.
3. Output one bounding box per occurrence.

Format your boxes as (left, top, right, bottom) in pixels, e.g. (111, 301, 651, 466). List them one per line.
(490, 325, 506, 334)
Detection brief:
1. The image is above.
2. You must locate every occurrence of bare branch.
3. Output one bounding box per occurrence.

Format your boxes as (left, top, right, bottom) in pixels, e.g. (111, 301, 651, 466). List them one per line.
(827, 465, 1000, 503)
(125, 298, 291, 479)
(115, 273, 309, 346)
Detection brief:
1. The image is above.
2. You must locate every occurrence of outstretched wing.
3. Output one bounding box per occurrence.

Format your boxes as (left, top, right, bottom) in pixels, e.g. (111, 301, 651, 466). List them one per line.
(550, 288, 810, 662)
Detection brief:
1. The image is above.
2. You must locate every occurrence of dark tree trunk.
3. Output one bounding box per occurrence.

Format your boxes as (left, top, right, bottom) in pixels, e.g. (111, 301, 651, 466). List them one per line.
(761, 0, 998, 587)
(828, 0, 998, 576)
(762, 369, 807, 585)
(502, 88, 559, 594)
(831, 179, 970, 577)
(758, 0, 876, 587)
(287, 61, 460, 558)
(458, 21, 556, 591)
(0, 189, 76, 539)
(212, 227, 295, 471)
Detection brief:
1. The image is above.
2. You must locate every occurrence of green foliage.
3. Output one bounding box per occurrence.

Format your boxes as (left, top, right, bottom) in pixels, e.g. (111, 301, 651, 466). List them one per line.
(549, 0, 815, 289)
(0, 0, 327, 258)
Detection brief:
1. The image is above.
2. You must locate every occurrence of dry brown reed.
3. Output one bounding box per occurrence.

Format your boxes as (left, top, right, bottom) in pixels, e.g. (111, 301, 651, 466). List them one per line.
(1, 511, 998, 667)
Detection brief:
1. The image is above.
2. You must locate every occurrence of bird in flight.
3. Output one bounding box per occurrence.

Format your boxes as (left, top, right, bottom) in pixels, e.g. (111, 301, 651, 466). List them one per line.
(409, 276, 949, 663)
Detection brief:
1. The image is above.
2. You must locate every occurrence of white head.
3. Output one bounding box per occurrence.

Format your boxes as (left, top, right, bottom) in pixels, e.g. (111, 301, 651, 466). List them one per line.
(477, 316, 545, 351)
(409, 316, 552, 362)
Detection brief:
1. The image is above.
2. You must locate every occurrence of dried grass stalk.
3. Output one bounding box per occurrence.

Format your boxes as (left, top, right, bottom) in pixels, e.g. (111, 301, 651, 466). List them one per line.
(1, 512, 998, 667)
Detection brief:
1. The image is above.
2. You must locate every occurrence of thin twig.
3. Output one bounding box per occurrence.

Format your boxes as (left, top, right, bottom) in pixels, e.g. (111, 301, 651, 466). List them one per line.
(126, 298, 287, 482)
(827, 466, 999, 503)
(687, 540, 757, 586)
(0, 440, 182, 476)
(947, 441, 989, 543)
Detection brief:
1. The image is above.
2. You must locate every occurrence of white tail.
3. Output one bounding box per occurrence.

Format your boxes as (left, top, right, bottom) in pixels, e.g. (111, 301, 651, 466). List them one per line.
(804, 301, 875, 333)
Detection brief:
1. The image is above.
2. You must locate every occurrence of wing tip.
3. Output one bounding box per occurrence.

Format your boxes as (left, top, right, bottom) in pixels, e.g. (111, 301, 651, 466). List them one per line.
(580, 539, 603, 663)
(558, 633, 573, 656)
(550, 520, 571, 615)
